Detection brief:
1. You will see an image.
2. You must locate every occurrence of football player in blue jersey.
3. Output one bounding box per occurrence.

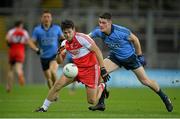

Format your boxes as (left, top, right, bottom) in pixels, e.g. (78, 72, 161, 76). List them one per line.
(88, 12, 173, 112)
(29, 10, 65, 89)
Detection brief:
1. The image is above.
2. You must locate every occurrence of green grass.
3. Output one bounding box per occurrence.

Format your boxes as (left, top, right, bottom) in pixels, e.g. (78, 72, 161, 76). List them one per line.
(0, 84, 180, 118)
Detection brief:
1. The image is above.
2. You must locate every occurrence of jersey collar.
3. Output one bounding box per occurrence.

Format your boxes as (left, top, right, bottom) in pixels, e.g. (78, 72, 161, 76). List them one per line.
(41, 23, 53, 31)
(103, 24, 114, 36)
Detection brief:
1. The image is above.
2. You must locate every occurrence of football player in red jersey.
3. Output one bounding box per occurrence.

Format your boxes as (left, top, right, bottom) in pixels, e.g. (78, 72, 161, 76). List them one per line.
(35, 19, 110, 112)
(6, 20, 29, 92)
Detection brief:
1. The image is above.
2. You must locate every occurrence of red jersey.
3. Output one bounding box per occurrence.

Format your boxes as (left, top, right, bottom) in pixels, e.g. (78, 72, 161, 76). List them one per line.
(65, 32, 100, 88)
(65, 32, 98, 68)
(7, 27, 29, 63)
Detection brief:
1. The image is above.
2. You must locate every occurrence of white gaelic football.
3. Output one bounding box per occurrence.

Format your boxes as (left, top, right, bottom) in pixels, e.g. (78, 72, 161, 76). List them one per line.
(63, 63, 78, 78)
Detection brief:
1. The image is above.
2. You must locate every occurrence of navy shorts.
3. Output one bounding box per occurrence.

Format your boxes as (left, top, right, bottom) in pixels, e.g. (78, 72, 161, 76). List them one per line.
(40, 55, 57, 71)
(107, 53, 141, 70)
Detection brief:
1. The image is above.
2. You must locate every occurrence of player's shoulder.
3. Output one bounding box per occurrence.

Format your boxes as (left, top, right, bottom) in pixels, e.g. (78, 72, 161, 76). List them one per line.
(52, 24, 61, 29)
(7, 28, 15, 33)
(76, 32, 86, 37)
(21, 28, 29, 33)
(61, 40, 67, 47)
(33, 24, 42, 31)
(76, 32, 91, 40)
(92, 26, 101, 32)
(89, 26, 102, 38)
(113, 24, 130, 33)
(8, 28, 27, 34)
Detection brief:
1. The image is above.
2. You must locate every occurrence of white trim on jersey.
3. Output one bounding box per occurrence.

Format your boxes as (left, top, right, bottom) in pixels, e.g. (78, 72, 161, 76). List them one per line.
(72, 33, 95, 59)
(76, 33, 95, 49)
(94, 64, 99, 88)
(6, 28, 29, 43)
(23, 30, 30, 40)
(61, 40, 67, 47)
(7, 29, 15, 41)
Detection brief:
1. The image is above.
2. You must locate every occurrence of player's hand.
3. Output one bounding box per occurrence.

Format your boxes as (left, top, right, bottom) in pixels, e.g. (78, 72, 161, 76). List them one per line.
(57, 46, 65, 54)
(100, 67, 110, 82)
(58, 46, 66, 57)
(6, 42, 11, 48)
(138, 54, 146, 66)
(36, 48, 40, 55)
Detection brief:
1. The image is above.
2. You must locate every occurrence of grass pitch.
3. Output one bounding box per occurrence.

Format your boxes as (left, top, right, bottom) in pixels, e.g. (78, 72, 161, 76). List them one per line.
(0, 84, 179, 118)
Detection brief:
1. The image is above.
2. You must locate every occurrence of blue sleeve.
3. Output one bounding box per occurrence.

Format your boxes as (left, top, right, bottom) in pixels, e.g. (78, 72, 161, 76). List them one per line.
(124, 28, 131, 40)
(118, 26, 131, 41)
(89, 27, 101, 39)
(32, 28, 38, 41)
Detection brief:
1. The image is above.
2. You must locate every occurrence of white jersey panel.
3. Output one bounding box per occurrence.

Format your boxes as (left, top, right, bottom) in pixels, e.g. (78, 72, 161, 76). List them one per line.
(72, 34, 92, 59)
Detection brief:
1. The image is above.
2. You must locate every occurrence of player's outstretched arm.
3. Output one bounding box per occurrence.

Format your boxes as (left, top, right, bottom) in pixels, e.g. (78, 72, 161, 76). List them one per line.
(27, 38, 40, 54)
(89, 40, 110, 82)
(56, 46, 66, 64)
(129, 33, 142, 56)
(129, 33, 146, 66)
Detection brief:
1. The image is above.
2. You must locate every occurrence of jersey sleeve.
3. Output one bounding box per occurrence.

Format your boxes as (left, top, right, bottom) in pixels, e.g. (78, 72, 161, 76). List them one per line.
(88, 27, 101, 39)
(123, 27, 131, 40)
(32, 28, 38, 41)
(60, 40, 66, 47)
(77, 34, 95, 49)
(24, 30, 30, 40)
(6, 29, 14, 41)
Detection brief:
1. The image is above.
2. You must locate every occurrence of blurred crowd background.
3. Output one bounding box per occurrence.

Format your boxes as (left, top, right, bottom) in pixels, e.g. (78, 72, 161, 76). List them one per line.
(0, 0, 180, 84)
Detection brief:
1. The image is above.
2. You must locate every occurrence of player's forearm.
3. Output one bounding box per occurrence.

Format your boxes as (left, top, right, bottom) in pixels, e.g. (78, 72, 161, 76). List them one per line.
(27, 39, 39, 52)
(90, 42, 105, 68)
(133, 40, 142, 55)
(56, 54, 64, 64)
(130, 33, 142, 55)
(95, 47, 105, 68)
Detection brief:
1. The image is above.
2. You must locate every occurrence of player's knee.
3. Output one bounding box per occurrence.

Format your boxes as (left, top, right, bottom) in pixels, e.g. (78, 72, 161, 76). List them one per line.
(88, 98, 96, 105)
(53, 83, 61, 92)
(51, 70, 57, 76)
(46, 74, 52, 80)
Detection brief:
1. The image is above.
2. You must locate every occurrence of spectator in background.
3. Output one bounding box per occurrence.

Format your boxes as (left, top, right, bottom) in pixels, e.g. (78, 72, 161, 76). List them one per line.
(6, 20, 29, 92)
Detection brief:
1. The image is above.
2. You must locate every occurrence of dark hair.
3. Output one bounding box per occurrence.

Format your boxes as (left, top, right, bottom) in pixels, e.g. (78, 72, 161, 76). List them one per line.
(99, 12, 112, 20)
(42, 9, 52, 15)
(61, 19, 74, 31)
(14, 20, 24, 27)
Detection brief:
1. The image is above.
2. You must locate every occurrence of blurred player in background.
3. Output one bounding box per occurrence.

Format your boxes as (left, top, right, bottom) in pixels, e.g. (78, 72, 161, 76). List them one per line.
(88, 12, 173, 112)
(35, 19, 110, 112)
(6, 20, 29, 92)
(29, 10, 64, 89)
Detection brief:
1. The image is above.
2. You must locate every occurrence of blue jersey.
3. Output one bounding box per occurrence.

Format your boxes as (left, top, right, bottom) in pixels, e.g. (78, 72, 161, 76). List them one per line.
(32, 24, 63, 58)
(89, 24, 135, 59)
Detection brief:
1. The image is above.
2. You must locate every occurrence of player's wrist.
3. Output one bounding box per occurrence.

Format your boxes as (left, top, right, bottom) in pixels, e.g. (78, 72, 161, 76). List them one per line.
(100, 67, 105, 70)
(35, 48, 40, 55)
(137, 54, 144, 57)
(35, 47, 39, 52)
